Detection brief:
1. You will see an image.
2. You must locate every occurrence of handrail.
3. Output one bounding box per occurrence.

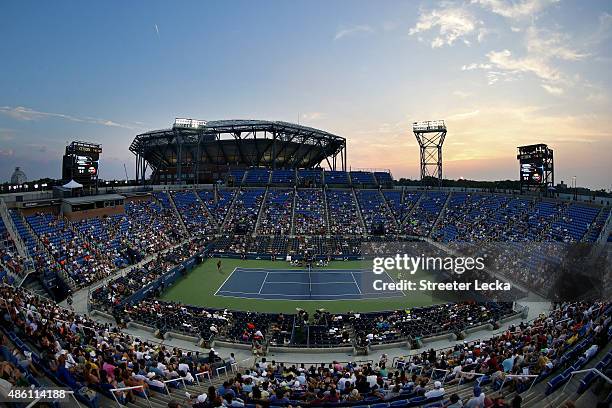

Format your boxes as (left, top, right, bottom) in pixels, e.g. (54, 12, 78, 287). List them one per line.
(163, 376, 187, 396)
(500, 373, 539, 394)
(432, 368, 450, 385)
(110, 384, 151, 408)
(562, 368, 612, 393)
(24, 390, 80, 408)
(456, 371, 487, 389)
(406, 364, 425, 376)
(195, 370, 212, 385)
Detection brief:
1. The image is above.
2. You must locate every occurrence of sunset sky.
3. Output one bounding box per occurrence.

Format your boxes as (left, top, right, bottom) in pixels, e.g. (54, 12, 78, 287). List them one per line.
(1, 0, 610, 188)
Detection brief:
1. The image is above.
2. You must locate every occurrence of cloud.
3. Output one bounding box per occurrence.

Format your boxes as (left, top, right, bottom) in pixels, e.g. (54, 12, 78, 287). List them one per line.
(471, 0, 559, 20)
(541, 84, 564, 95)
(525, 26, 588, 61)
(301, 112, 324, 120)
(462, 63, 492, 71)
(462, 26, 588, 93)
(334, 25, 374, 40)
(447, 109, 481, 120)
(154, 24, 160, 39)
(486, 49, 561, 82)
(0, 106, 141, 130)
(409, 6, 482, 48)
(0, 148, 14, 157)
(452, 90, 472, 98)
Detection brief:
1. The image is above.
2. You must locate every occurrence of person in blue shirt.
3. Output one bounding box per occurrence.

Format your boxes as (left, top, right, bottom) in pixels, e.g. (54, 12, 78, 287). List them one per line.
(502, 353, 515, 373)
(56, 355, 80, 389)
(269, 389, 290, 404)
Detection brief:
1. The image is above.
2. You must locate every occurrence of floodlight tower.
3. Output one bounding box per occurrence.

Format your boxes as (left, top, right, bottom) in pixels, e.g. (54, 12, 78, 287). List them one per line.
(413, 120, 447, 185)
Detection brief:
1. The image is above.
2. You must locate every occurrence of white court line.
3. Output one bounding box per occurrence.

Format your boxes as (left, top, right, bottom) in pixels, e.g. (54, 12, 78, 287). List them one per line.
(351, 272, 363, 295)
(384, 270, 406, 296)
(216, 290, 388, 298)
(257, 272, 269, 294)
(215, 291, 406, 301)
(264, 281, 356, 285)
(214, 267, 239, 296)
(234, 268, 368, 274)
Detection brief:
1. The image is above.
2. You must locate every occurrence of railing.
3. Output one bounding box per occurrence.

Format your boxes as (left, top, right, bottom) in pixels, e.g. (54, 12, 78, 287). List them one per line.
(195, 370, 212, 385)
(163, 377, 188, 396)
(24, 389, 81, 408)
(110, 385, 151, 408)
(216, 365, 229, 379)
(456, 371, 488, 390)
(406, 364, 425, 376)
(500, 373, 539, 394)
(562, 368, 612, 393)
(432, 368, 450, 385)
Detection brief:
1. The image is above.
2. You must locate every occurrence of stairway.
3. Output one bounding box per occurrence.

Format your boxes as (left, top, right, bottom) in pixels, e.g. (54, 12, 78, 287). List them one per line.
(219, 188, 240, 233)
(542, 342, 612, 407)
(125, 374, 229, 408)
(322, 186, 331, 235)
(0, 198, 30, 259)
(253, 186, 269, 236)
(379, 189, 400, 231)
(350, 188, 367, 236)
(429, 191, 452, 237)
(289, 186, 297, 235)
(194, 189, 220, 231)
(22, 275, 49, 299)
(585, 207, 612, 243)
(20, 212, 78, 291)
(402, 191, 425, 226)
(167, 193, 189, 235)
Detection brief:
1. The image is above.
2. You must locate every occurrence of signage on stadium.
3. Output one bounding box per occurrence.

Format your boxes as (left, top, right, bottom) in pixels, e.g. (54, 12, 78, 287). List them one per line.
(174, 118, 208, 129)
(412, 120, 446, 132)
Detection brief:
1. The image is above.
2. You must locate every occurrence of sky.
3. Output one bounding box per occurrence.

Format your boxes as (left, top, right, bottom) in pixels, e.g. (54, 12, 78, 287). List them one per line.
(0, 0, 610, 189)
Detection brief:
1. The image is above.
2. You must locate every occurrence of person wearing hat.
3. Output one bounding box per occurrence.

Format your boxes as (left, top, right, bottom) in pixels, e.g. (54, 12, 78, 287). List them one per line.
(424, 380, 445, 399)
(186, 392, 207, 408)
(208, 348, 218, 363)
(145, 371, 164, 388)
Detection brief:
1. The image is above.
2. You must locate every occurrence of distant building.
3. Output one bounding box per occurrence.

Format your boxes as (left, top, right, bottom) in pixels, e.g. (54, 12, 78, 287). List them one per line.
(10, 167, 27, 184)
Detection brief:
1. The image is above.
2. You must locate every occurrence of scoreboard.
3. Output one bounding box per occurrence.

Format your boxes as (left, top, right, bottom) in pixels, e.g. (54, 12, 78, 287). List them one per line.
(517, 144, 553, 191)
(519, 157, 545, 184)
(62, 141, 102, 186)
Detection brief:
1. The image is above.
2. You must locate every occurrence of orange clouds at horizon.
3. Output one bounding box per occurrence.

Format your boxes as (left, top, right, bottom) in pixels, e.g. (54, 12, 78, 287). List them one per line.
(342, 104, 612, 188)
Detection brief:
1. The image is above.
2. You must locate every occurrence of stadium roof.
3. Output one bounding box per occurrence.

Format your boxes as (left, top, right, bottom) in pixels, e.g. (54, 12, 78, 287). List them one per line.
(130, 119, 347, 183)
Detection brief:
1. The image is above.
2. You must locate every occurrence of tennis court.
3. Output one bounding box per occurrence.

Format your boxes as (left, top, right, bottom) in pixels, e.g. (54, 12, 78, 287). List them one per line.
(214, 267, 405, 300)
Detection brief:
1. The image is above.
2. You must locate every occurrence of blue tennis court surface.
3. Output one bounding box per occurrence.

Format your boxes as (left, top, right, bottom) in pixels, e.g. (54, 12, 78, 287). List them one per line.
(215, 267, 405, 300)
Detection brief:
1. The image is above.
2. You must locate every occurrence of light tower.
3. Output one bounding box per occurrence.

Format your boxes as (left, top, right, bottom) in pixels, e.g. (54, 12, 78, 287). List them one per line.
(413, 120, 447, 185)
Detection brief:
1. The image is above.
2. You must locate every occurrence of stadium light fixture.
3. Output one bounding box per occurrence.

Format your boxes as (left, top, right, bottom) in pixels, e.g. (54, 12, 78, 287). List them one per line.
(412, 120, 447, 185)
